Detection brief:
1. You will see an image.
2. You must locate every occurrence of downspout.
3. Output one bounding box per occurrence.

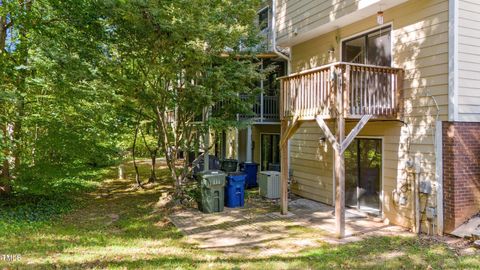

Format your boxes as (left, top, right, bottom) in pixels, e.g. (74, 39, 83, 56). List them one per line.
(271, 0, 291, 73)
(271, 0, 291, 175)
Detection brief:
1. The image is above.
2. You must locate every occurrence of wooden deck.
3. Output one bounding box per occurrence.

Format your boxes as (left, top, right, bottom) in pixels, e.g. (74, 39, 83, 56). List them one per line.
(278, 62, 404, 238)
(280, 62, 404, 121)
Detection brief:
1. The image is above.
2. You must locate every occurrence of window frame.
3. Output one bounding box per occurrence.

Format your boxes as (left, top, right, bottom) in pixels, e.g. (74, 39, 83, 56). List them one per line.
(341, 24, 393, 67)
(258, 6, 269, 32)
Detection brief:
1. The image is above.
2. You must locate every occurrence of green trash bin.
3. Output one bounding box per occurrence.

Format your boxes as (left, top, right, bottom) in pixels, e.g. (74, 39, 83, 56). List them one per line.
(196, 170, 226, 213)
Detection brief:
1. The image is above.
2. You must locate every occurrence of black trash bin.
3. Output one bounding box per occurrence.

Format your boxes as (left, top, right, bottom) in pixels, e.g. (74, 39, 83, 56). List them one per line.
(192, 154, 221, 175)
(221, 159, 238, 173)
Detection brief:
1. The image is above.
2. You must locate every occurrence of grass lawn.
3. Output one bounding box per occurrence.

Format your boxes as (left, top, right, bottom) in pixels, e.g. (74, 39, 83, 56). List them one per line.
(0, 160, 479, 269)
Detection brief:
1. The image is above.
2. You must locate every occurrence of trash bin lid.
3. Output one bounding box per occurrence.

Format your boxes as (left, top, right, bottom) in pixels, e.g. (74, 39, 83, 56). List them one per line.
(196, 170, 226, 177)
(227, 172, 246, 176)
(222, 159, 238, 162)
(227, 172, 246, 180)
(196, 170, 226, 187)
(259, 171, 280, 176)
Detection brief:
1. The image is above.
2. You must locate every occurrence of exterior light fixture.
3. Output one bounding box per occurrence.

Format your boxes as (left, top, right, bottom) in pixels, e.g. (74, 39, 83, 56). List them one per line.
(377, 11, 384, 25)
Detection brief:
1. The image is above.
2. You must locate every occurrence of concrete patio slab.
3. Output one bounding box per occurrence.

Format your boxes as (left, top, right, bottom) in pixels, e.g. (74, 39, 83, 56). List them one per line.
(169, 197, 412, 255)
(451, 214, 480, 238)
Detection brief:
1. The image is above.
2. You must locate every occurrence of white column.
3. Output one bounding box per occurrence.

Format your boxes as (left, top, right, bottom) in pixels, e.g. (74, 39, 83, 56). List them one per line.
(203, 107, 210, 171)
(260, 59, 264, 122)
(235, 128, 239, 160)
(204, 127, 209, 171)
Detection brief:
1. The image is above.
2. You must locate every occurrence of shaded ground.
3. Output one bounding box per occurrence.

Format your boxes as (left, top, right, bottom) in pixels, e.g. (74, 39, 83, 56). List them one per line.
(0, 160, 479, 269)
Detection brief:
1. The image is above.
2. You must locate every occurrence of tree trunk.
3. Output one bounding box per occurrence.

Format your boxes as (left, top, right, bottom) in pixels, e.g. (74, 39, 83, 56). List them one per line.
(0, 124, 12, 196)
(132, 123, 143, 189)
(13, 96, 25, 171)
(140, 126, 158, 183)
(13, 0, 33, 174)
(0, 5, 12, 195)
(148, 151, 157, 183)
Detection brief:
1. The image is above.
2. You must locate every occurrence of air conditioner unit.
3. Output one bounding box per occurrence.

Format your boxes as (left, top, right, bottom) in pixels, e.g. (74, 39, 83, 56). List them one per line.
(258, 171, 281, 199)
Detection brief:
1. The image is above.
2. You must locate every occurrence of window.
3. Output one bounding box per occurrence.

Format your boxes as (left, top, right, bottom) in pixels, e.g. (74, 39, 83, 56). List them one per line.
(258, 7, 269, 31)
(342, 26, 391, 67)
(262, 59, 286, 96)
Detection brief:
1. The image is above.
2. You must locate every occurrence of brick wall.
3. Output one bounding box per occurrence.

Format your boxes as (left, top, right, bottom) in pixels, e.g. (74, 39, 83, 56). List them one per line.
(443, 122, 480, 233)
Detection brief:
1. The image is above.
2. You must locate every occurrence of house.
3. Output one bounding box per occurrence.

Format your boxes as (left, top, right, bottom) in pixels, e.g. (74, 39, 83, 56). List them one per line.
(205, 1, 288, 173)
(272, 0, 480, 237)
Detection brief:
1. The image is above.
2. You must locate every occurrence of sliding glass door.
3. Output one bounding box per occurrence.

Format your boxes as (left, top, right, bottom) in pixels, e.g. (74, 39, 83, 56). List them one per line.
(345, 138, 382, 215)
(342, 26, 391, 67)
(260, 133, 280, 171)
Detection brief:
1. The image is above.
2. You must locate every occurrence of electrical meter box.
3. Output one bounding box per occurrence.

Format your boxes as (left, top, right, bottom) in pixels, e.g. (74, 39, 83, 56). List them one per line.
(426, 207, 436, 219)
(419, 180, 432, 194)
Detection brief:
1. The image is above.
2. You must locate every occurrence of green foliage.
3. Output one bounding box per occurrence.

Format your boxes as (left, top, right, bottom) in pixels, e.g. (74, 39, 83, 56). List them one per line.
(0, 195, 73, 225)
(0, 0, 132, 190)
(183, 180, 201, 203)
(0, 164, 107, 232)
(15, 164, 105, 196)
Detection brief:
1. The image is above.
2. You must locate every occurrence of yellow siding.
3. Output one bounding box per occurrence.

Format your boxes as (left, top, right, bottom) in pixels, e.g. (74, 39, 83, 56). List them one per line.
(458, 0, 480, 122)
(290, 121, 335, 205)
(275, 0, 408, 45)
(288, 0, 449, 228)
(276, 0, 359, 41)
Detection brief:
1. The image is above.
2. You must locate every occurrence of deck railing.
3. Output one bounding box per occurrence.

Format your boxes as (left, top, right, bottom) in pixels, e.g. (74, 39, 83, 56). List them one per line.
(250, 95, 279, 121)
(280, 62, 404, 120)
(212, 94, 280, 122)
(238, 94, 279, 122)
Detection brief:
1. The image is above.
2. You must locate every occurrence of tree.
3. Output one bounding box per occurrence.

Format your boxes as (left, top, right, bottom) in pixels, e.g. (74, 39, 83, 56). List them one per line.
(0, 0, 123, 195)
(102, 0, 262, 197)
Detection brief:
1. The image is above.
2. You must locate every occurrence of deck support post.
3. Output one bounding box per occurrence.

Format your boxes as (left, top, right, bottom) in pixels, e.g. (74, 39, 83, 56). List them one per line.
(280, 119, 289, 215)
(334, 64, 349, 239)
(334, 116, 345, 238)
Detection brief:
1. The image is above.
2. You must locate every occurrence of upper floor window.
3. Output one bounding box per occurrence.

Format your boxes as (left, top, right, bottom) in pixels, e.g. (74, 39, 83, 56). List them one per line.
(258, 7, 269, 31)
(342, 26, 392, 67)
(259, 59, 286, 96)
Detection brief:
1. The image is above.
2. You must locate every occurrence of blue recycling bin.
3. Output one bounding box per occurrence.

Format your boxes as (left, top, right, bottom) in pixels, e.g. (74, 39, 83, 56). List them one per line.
(224, 172, 246, 208)
(240, 162, 259, 189)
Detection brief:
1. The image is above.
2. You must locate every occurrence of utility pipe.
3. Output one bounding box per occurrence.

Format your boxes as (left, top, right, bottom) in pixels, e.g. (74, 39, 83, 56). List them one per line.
(271, 0, 291, 179)
(203, 107, 210, 171)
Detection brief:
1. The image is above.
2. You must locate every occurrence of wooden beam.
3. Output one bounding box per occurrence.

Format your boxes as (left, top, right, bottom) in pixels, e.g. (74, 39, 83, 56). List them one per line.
(279, 117, 300, 146)
(315, 116, 340, 152)
(280, 119, 289, 215)
(340, 114, 372, 155)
